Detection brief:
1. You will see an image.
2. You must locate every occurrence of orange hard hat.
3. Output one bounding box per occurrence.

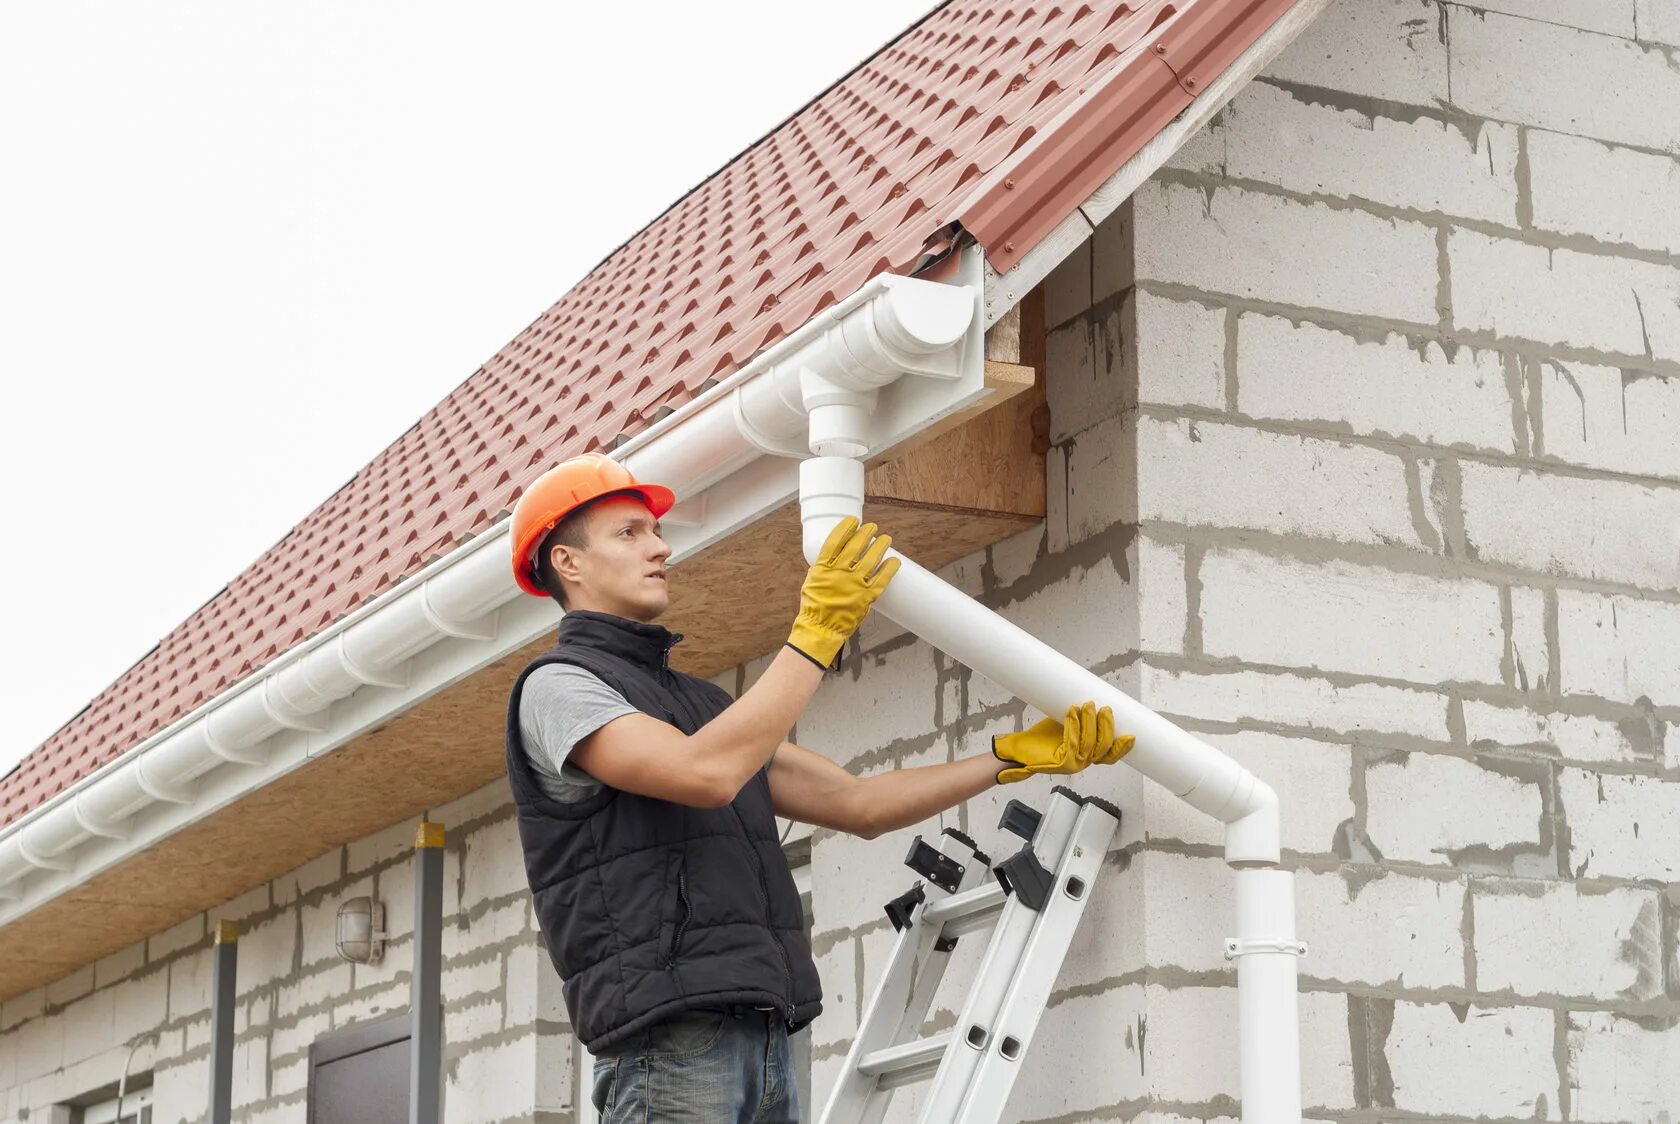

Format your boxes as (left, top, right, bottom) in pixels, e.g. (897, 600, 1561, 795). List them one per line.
(509, 452, 677, 597)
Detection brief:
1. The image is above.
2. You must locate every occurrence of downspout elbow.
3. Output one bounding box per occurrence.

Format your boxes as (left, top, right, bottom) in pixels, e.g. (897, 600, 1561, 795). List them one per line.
(1174, 743, 1280, 866)
(1224, 778, 1281, 867)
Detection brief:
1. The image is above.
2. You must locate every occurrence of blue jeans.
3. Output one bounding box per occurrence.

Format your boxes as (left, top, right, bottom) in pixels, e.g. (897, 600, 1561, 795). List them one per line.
(592, 1006, 800, 1123)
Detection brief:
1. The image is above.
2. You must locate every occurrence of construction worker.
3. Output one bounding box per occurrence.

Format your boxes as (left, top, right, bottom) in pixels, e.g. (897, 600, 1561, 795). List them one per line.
(503, 452, 1133, 1124)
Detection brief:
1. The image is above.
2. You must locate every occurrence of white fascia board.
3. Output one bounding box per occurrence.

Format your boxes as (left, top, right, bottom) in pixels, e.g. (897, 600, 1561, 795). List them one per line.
(0, 251, 994, 929)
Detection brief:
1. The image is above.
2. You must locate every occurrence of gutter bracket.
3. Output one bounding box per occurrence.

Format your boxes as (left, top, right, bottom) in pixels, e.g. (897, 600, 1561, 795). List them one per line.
(135, 757, 196, 805)
(203, 723, 269, 768)
(336, 635, 410, 691)
(261, 679, 332, 734)
(419, 585, 499, 643)
(17, 835, 73, 873)
(72, 795, 131, 841)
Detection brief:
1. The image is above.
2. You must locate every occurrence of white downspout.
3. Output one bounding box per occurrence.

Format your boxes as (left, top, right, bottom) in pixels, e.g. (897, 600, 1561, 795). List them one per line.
(798, 413, 1304, 1118)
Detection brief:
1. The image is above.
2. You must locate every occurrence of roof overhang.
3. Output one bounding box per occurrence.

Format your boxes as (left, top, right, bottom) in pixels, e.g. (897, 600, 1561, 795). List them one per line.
(0, 248, 1050, 995)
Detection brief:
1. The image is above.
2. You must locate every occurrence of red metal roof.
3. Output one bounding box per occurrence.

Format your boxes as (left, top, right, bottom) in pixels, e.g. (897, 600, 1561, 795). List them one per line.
(2, 0, 1296, 829)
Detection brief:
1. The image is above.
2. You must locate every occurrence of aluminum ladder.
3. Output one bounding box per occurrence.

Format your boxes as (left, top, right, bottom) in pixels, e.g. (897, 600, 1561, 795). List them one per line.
(817, 786, 1121, 1124)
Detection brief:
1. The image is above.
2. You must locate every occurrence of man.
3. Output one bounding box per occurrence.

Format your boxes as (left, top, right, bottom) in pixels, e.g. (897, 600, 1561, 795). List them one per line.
(503, 452, 1132, 1123)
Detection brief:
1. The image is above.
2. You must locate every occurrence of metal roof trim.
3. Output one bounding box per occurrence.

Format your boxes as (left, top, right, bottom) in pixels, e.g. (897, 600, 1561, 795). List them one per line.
(957, 0, 1300, 274)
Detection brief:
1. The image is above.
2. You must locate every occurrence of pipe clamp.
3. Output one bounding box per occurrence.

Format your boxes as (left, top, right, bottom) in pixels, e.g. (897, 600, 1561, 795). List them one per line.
(1223, 936, 1308, 959)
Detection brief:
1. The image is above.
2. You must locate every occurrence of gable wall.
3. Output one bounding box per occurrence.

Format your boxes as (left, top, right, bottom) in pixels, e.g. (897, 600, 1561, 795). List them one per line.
(801, 0, 1680, 1119)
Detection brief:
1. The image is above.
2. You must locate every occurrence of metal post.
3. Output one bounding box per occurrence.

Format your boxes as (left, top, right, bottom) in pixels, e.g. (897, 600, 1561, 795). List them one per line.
(410, 821, 444, 1124)
(208, 920, 238, 1124)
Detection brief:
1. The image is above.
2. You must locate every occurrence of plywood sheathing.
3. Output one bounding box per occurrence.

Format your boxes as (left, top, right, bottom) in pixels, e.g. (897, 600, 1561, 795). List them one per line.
(0, 349, 1045, 1004)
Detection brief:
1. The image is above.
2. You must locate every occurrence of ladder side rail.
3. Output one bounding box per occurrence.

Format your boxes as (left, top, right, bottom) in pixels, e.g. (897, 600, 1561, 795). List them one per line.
(914, 793, 1084, 1124)
(818, 830, 989, 1124)
(953, 801, 1121, 1124)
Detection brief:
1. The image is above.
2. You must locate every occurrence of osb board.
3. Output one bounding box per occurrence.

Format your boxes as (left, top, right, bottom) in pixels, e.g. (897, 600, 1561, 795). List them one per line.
(0, 358, 1047, 1004)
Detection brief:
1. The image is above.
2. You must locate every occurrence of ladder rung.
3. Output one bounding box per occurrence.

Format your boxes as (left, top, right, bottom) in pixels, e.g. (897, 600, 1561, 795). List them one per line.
(921, 882, 1005, 938)
(856, 1030, 952, 1087)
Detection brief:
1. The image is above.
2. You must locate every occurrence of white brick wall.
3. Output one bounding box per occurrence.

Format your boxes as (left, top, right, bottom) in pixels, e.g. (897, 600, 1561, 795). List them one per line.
(1237, 314, 1517, 453)
(1385, 1001, 1559, 1118)
(1133, 291, 1226, 409)
(1460, 461, 1680, 590)
(1474, 879, 1660, 1000)
(1463, 699, 1646, 764)
(1528, 128, 1680, 254)
(1365, 752, 1544, 865)
(1198, 550, 1505, 686)
(1296, 869, 1465, 989)
(1139, 416, 1426, 549)
(1265, 0, 1449, 106)
(1540, 360, 1680, 481)
(1637, 0, 1680, 46)
(1141, 664, 1451, 742)
(1567, 1011, 1680, 1123)
(1558, 767, 1680, 881)
(1449, 6, 1680, 152)
(1134, 176, 1443, 323)
(1448, 228, 1680, 361)
(1200, 80, 1520, 224)
(1457, 0, 1636, 37)
(1556, 590, 1680, 706)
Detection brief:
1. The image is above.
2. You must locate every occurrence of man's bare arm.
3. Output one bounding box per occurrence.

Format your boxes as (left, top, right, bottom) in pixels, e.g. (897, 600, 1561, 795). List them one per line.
(767, 740, 997, 839)
(569, 646, 823, 807)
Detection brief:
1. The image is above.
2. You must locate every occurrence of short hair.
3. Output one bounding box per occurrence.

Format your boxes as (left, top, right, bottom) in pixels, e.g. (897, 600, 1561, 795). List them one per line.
(533, 490, 640, 609)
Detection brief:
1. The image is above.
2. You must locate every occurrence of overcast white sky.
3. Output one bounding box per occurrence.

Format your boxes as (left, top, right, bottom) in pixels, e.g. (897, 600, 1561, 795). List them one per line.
(0, 0, 933, 776)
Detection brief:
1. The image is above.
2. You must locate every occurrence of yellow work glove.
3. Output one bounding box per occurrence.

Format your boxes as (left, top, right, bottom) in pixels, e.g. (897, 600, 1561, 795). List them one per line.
(786, 515, 901, 669)
(992, 701, 1134, 784)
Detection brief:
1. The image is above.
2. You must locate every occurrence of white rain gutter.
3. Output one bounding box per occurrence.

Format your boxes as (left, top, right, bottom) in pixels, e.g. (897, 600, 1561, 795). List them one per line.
(0, 265, 986, 921)
(0, 243, 1301, 1119)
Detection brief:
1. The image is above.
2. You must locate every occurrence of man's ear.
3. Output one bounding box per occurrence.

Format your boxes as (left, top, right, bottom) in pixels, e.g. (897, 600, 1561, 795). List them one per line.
(549, 541, 585, 585)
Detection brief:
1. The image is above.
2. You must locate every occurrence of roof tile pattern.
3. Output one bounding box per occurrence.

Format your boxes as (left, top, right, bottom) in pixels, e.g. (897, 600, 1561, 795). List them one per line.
(2, 0, 1294, 828)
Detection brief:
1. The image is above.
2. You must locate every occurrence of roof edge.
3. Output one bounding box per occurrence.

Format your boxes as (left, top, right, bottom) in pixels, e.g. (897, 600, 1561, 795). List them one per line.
(0, 257, 998, 942)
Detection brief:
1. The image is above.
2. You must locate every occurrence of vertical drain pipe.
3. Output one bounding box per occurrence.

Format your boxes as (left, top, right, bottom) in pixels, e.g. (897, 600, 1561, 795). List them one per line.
(411, 821, 445, 1124)
(208, 920, 238, 1124)
(797, 410, 1304, 1119)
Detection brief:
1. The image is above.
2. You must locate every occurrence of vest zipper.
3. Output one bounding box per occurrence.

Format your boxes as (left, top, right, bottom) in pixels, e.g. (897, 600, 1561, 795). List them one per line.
(669, 866, 692, 965)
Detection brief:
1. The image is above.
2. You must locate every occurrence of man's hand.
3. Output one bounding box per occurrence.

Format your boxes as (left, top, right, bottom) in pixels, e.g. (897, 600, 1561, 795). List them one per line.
(786, 515, 900, 669)
(992, 701, 1134, 785)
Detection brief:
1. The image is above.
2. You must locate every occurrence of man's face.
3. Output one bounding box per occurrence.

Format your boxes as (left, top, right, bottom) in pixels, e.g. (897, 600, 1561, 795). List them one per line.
(551, 494, 673, 621)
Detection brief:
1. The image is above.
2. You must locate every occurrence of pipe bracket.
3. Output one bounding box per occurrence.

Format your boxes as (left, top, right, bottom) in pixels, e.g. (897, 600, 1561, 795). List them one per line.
(1223, 936, 1308, 960)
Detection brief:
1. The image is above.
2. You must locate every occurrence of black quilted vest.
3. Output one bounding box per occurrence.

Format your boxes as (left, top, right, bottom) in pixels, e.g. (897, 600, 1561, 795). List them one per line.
(503, 609, 822, 1053)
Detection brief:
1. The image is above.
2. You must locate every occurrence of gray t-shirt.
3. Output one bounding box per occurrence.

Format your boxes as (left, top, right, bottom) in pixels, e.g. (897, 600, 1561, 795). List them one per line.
(518, 664, 638, 802)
